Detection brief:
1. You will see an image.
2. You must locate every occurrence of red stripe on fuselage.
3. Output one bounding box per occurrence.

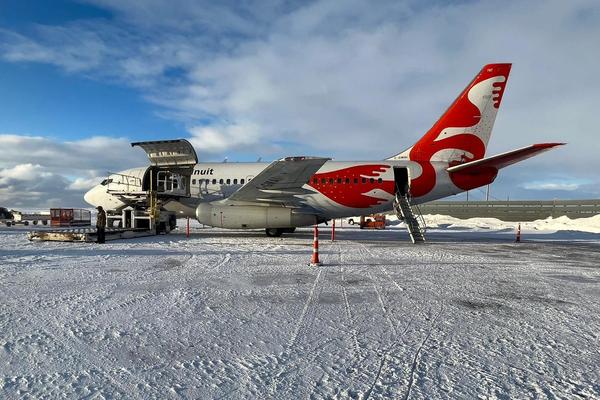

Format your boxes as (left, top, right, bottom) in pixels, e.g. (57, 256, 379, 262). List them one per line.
(308, 164, 395, 208)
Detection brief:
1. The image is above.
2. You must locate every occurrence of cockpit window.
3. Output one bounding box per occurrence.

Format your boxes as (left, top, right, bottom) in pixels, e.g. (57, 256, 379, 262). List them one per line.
(100, 179, 112, 186)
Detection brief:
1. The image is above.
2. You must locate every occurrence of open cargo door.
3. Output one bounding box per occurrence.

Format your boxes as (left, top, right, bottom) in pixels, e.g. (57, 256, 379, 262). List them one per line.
(131, 139, 198, 198)
(131, 139, 198, 167)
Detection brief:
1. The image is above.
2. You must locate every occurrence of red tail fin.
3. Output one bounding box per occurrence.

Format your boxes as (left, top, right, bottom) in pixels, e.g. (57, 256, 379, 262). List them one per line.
(389, 63, 511, 163)
(388, 64, 512, 197)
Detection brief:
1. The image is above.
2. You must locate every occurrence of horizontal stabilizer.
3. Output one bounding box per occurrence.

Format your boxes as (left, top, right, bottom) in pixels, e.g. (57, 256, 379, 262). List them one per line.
(447, 143, 565, 174)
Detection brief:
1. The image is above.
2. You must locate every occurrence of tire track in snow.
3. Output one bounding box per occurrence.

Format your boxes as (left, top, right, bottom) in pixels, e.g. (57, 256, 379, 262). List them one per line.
(212, 252, 231, 271)
(362, 304, 427, 400)
(403, 303, 444, 400)
(265, 268, 322, 397)
(337, 242, 362, 361)
(362, 267, 402, 400)
(367, 271, 398, 337)
(341, 266, 361, 360)
(287, 268, 322, 349)
(332, 241, 391, 397)
(355, 240, 434, 399)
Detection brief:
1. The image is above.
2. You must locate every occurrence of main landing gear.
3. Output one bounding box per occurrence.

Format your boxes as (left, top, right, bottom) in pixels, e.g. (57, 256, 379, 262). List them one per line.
(265, 227, 296, 237)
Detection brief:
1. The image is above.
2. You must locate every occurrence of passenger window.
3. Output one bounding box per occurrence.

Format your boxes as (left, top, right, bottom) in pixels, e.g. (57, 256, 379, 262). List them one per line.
(377, 178, 382, 183)
(212, 179, 217, 184)
(345, 178, 350, 184)
(226, 179, 231, 184)
(354, 178, 358, 184)
(321, 178, 326, 184)
(362, 178, 366, 183)
(241, 179, 245, 184)
(219, 179, 224, 184)
(233, 179, 238, 184)
(370, 178, 374, 183)
(337, 178, 342, 184)
(313, 178, 318, 184)
(329, 178, 334, 184)
(192, 179, 196, 185)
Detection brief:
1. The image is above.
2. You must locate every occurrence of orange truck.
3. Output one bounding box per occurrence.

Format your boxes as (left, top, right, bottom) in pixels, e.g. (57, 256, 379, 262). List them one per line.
(359, 214, 386, 229)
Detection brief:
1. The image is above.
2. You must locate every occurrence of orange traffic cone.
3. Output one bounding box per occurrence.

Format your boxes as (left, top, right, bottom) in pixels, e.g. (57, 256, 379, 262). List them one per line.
(515, 223, 521, 243)
(310, 225, 322, 266)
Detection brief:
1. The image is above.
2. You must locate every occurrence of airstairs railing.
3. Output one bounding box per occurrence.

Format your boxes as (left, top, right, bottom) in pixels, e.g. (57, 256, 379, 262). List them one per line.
(413, 202, 428, 235)
(393, 184, 426, 243)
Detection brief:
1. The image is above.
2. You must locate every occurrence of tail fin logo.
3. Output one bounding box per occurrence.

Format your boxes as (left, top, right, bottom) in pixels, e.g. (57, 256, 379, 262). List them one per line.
(492, 80, 507, 108)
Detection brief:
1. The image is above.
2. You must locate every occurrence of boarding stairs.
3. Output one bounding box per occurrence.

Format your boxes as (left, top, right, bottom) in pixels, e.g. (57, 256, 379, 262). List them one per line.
(394, 193, 426, 244)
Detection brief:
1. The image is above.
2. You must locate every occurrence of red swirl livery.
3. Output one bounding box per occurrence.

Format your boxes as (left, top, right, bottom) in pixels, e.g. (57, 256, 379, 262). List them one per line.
(308, 164, 395, 208)
(85, 64, 564, 236)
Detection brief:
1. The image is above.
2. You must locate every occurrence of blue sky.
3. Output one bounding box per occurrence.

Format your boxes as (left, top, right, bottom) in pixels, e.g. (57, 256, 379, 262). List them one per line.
(1, 0, 599, 208)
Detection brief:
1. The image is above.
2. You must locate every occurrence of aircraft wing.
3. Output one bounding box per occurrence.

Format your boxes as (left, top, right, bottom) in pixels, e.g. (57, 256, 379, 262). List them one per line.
(447, 143, 565, 174)
(224, 156, 330, 206)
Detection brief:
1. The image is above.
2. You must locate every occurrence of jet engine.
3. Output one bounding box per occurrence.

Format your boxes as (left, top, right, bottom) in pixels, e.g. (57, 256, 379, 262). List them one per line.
(196, 203, 316, 229)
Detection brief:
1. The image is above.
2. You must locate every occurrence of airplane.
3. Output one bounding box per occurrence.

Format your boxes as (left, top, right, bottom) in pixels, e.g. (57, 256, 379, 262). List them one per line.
(84, 63, 564, 237)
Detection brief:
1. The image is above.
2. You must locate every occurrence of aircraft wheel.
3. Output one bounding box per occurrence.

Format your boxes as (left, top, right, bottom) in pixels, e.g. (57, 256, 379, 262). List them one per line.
(348, 219, 355, 225)
(265, 228, 283, 237)
(33, 220, 38, 225)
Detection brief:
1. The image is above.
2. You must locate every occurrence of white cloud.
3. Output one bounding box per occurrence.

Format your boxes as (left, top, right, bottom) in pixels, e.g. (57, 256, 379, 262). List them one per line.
(0, 169, 81, 209)
(188, 123, 263, 153)
(0, 134, 147, 207)
(0, 163, 49, 183)
(522, 181, 584, 191)
(0, 134, 146, 172)
(68, 177, 103, 191)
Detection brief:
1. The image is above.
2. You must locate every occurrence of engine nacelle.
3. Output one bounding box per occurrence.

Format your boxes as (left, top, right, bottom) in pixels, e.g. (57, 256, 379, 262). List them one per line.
(196, 203, 316, 229)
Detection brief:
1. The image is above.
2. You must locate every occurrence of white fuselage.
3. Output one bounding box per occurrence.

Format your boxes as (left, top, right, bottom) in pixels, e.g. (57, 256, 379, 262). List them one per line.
(85, 159, 462, 225)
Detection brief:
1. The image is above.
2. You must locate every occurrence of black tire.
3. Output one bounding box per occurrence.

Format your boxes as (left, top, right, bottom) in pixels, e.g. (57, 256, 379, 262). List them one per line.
(6, 221, 11, 227)
(24, 221, 29, 226)
(42, 220, 48, 225)
(282, 227, 296, 233)
(348, 219, 354, 225)
(265, 228, 283, 237)
(33, 220, 38, 225)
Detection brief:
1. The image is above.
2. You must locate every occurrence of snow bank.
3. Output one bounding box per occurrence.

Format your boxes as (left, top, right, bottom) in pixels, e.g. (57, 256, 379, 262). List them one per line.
(387, 214, 600, 234)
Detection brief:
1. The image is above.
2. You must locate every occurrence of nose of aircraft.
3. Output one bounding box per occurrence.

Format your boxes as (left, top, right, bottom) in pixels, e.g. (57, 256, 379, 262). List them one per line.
(83, 185, 101, 207)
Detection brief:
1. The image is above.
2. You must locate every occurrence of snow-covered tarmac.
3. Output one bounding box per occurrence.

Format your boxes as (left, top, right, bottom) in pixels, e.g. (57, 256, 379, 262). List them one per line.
(1, 222, 599, 399)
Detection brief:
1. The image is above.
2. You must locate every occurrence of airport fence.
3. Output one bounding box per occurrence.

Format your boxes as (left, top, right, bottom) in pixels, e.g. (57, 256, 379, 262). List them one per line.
(416, 199, 600, 221)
